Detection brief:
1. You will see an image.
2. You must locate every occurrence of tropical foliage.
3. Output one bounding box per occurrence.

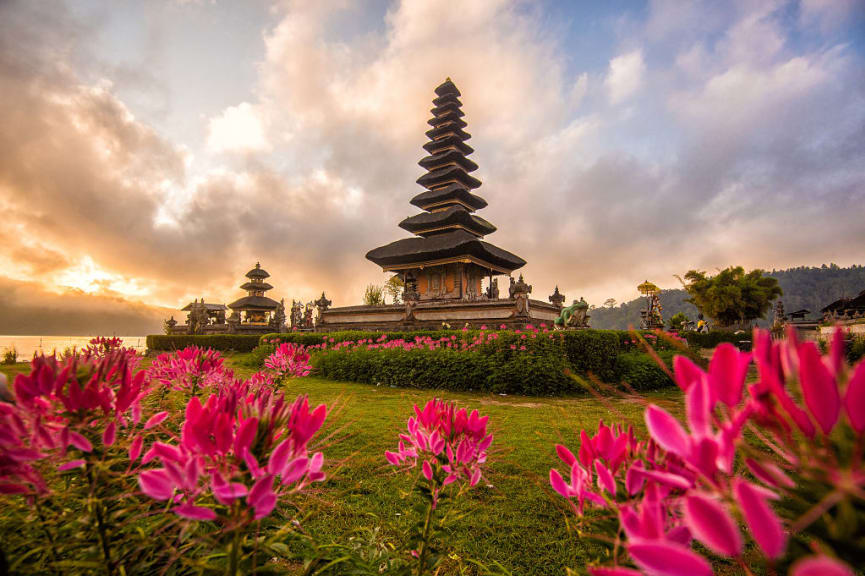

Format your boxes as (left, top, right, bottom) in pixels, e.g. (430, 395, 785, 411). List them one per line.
(680, 266, 782, 328)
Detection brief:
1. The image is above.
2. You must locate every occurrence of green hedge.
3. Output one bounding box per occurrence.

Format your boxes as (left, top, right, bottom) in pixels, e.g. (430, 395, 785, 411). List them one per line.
(682, 331, 752, 349)
(146, 334, 262, 353)
(615, 351, 675, 391)
(313, 347, 577, 396)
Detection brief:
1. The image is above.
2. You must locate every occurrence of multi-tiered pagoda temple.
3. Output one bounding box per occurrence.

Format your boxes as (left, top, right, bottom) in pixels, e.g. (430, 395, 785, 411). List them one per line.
(366, 78, 525, 300)
(317, 79, 563, 331)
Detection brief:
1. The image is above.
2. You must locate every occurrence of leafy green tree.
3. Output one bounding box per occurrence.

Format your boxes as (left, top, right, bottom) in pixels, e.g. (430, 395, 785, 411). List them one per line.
(668, 312, 690, 332)
(363, 284, 385, 306)
(384, 275, 404, 304)
(604, 298, 617, 308)
(680, 267, 782, 328)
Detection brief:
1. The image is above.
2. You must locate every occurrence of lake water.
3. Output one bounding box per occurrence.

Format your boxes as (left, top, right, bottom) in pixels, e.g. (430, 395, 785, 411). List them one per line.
(0, 335, 148, 361)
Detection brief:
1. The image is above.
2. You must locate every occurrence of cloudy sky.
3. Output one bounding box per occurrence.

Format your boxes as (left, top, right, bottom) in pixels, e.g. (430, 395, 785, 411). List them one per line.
(1, 0, 863, 334)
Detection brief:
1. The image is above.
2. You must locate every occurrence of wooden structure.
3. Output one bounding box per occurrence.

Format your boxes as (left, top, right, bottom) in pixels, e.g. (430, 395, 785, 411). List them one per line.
(319, 78, 561, 332)
(366, 78, 526, 301)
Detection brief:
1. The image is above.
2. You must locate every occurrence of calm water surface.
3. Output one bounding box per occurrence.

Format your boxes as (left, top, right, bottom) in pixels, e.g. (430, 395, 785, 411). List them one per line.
(0, 335, 147, 360)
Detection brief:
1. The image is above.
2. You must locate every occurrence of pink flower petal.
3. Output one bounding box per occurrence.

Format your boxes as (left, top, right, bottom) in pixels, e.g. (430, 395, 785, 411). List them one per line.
(587, 567, 643, 576)
(844, 361, 865, 433)
(798, 342, 840, 434)
(790, 555, 854, 576)
(734, 479, 786, 559)
(139, 469, 174, 500)
(673, 355, 705, 392)
(627, 539, 712, 576)
(708, 343, 751, 406)
(68, 431, 93, 453)
(685, 378, 712, 439)
(683, 493, 742, 557)
(144, 411, 169, 430)
(595, 461, 616, 496)
(556, 444, 577, 467)
(128, 435, 144, 463)
(58, 459, 86, 471)
(550, 468, 570, 498)
(174, 503, 217, 521)
(422, 460, 433, 482)
(102, 421, 116, 447)
(645, 405, 689, 457)
(385, 451, 401, 466)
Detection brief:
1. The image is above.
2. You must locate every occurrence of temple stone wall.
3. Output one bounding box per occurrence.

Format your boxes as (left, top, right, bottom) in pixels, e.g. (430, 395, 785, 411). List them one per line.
(317, 299, 560, 332)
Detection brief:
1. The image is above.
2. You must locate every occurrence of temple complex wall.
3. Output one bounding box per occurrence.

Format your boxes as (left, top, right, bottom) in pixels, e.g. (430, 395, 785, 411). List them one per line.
(317, 299, 560, 332)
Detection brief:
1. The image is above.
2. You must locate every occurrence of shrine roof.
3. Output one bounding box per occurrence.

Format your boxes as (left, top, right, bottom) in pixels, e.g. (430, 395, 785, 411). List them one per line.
(181, 302, 227, 311)
(227, 295, 280, 310)
(821, 289, 865, 313)
(416, 165, 482, 190)
(366, 229, 525, 272)
(422, 134, 474, 156)
(399, 206, 495, 237)
(245, 262, 270, 279)
(240, 281, 273, 291)
(434, 78, 461, 97)
(409, 184, 487, 211)
(418, 149, 478, 172)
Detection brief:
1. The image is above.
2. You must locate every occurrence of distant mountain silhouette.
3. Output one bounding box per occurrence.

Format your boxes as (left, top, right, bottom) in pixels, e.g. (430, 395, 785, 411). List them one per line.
(591, 264, 865, 330)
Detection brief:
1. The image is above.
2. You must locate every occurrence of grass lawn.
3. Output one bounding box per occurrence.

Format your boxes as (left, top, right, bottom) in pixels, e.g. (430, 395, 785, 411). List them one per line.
(224, 356, 681, 575)
(0, 355, 683, 575)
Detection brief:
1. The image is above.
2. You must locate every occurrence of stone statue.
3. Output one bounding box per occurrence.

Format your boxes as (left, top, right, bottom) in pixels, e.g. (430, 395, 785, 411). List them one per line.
(486, 278, 499, 300)
(508, 276, 516, 299)
(290, 300, 303, 330)
(555, 297, 590, 329)
(772, 300, 786, 333)
(548, 286, 565, 309)
(303, 303, 314, 329)
(271, 298, 287, 333)
(512, 275, 532, 317)
(403, 272, 420, 303)
(227, 309, 240, 334)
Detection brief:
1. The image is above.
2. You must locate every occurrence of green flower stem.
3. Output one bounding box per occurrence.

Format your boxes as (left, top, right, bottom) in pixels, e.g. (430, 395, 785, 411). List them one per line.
(85, 460, 115, 576)
(415, 478, 439, 576)
(227, 503, 243, 576)
(34, 498, 60, 572)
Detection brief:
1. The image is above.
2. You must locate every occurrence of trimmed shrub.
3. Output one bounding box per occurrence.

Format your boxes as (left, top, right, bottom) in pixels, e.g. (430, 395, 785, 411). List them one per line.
(682, 331, 752, 349)
(312, 346, 577, 396)
(557, 330, 621, 382)
(614, 351, 675, 391)
(145, 334, 262, 353)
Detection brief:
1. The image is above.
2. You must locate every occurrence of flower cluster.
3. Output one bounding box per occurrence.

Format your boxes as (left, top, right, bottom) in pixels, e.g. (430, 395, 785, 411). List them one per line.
(138, 382, 327, 523)
(264, 342, 312, 378)
(147, 346, 230, 395)
(386, 399, 493, 500)
(550, 327, 864, 576)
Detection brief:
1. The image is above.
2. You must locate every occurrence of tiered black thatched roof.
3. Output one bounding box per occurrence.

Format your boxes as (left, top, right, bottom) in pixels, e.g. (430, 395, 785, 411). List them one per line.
(229, 262, 279, 311)
(366, 78, 525, 273)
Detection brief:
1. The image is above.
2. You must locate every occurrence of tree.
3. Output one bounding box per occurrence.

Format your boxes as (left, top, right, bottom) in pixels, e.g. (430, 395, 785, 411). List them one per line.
(668, 312, 690, 332)
(603, 298, 617, 309)
(680, 267, 782, 328)
(384, 275, 404, 304)
(363, 284, 385, 306)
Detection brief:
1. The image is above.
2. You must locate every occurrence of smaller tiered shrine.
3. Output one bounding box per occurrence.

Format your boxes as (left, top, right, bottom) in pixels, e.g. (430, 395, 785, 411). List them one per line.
(166, 263, 288, 335)
(227, 263, 286, 333)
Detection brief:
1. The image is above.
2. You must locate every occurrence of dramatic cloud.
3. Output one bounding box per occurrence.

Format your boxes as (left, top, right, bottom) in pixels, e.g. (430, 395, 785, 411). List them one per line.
(0, 0, 863, 334)
(605, 50, 645, 105)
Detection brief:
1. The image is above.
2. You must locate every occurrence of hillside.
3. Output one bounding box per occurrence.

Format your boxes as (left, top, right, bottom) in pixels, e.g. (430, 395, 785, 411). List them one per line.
(591, 264, 865, 330)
